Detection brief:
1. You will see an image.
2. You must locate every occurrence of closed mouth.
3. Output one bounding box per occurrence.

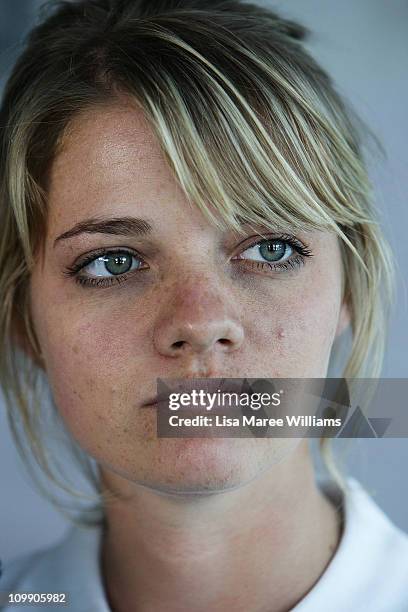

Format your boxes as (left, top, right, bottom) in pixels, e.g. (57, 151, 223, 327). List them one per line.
(142, 377, 246, 408)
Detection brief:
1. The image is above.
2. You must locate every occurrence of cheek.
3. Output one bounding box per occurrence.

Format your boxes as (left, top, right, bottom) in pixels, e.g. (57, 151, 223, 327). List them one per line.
(249, 272, 341, 377)
(30, 294, 152, 445)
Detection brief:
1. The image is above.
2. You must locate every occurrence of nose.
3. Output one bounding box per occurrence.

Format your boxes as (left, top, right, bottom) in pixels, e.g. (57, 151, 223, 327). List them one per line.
(153, 274, 244, 359)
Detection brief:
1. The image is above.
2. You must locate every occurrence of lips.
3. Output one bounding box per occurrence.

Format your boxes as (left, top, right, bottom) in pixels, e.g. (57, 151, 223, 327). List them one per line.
(143, 377, 246, 407)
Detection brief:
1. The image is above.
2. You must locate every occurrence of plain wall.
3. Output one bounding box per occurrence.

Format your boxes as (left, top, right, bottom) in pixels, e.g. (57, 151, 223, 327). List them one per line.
(0, 0, 407, 565)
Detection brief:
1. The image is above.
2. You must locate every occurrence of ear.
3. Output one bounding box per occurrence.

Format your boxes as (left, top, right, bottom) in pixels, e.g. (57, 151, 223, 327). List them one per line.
(335, 299, 351, 339)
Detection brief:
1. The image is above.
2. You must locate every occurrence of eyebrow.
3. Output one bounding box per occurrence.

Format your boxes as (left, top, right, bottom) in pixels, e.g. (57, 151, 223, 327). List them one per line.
(53, 216, 153, 247)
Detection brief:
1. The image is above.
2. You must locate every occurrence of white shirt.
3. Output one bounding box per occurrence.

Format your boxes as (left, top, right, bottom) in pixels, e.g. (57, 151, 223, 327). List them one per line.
(1, 477, 408, 611)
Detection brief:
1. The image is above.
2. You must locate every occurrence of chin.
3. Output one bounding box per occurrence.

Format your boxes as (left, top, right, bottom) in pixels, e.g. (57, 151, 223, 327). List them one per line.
(120, 437, 297, 498)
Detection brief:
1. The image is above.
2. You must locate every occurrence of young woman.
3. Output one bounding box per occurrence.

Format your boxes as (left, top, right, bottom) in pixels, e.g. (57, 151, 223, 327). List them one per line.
(0, 1, 407, 610)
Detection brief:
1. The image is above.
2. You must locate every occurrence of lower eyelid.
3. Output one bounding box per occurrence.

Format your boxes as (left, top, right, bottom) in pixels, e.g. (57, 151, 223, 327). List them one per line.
(239, 253, 306, 272)
(75, 268, 146, 288)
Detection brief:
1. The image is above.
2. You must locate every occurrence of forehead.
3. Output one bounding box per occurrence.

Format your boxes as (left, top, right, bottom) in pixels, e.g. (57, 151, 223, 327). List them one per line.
(50, 100, 169, 190)
(46, 100, 192, 230)
(44, 99, 334, 250)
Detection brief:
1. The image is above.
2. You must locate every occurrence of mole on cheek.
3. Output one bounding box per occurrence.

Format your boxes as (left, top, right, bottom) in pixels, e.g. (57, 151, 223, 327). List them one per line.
(277, 327, 285, 340)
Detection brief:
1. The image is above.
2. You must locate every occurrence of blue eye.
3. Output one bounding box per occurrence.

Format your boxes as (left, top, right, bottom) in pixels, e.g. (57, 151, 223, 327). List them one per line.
(239, 239, 293, 264)
(64, 249, 147, 288)
(64, 234, 313, 289)
(233, 234, 313, 273)
(82, 252, 143, 277)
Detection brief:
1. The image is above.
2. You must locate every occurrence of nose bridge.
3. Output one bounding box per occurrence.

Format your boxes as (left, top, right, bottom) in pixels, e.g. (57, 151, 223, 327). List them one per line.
(174, 272, 229, 316)
(153, 271, 244, 357)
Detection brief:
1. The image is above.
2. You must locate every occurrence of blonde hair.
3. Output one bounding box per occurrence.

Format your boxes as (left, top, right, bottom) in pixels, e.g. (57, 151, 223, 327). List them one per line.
(0, 0, 395, 523)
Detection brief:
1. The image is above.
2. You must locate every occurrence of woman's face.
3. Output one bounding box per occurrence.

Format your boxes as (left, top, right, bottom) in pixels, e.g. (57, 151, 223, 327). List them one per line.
(29, 100, 349, 494)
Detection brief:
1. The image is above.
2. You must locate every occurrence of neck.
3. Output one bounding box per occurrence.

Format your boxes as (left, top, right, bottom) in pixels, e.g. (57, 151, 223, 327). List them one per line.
(100, 442, 341, 612)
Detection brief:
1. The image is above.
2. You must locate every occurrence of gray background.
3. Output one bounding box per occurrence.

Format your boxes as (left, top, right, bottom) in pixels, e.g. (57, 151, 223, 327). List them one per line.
(1, 0, 407, 565)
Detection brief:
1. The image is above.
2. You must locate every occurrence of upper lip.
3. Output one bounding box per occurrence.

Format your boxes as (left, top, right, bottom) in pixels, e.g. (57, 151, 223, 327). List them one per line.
(143, 377, 245, 406)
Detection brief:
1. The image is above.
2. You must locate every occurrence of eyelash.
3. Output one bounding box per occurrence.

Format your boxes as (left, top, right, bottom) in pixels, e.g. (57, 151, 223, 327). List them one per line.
(63, 234, 314, 289)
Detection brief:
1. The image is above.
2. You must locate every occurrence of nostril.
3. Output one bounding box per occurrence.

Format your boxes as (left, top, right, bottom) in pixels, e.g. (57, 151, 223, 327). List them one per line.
(172, 340, 185, 349)
(218, 338, 230, 345)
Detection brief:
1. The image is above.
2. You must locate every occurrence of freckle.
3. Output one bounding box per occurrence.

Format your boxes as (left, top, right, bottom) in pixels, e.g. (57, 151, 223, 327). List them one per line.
(72, 344, 79, 354)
